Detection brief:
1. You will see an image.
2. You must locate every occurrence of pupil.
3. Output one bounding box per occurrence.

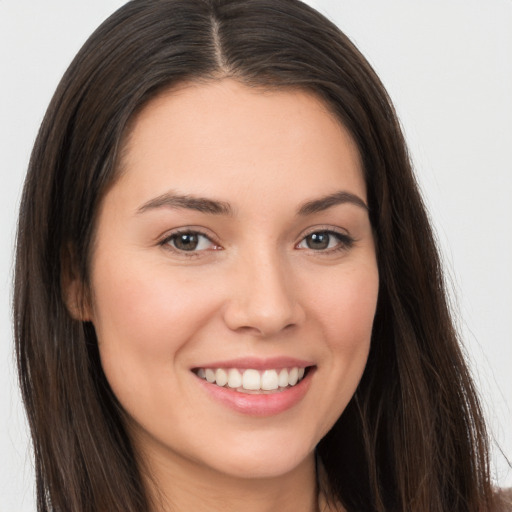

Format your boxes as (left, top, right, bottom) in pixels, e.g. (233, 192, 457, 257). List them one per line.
(175, 233, 198, 251)
(307, 232, 329, 250)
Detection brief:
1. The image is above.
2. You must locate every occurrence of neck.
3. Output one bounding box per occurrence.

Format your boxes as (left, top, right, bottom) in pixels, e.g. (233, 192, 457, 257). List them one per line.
(140, 444, 319, 512)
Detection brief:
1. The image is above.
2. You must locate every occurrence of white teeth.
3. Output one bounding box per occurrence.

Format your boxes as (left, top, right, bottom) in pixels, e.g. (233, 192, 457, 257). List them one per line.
(195, 366, 308, 392)
(242, 369, 261, 390)
(227, 368, 242, 388)
(278, 368, 289, 388)
(261, 369, 279, 390)
(215, 368, 228, 387)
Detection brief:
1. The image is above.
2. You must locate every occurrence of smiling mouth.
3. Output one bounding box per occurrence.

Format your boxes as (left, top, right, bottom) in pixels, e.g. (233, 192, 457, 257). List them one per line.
(192, 366, 311, 394)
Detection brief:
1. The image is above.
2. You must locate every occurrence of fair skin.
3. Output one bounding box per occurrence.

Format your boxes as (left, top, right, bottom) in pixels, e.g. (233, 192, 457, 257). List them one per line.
(78, 79, 379, 512)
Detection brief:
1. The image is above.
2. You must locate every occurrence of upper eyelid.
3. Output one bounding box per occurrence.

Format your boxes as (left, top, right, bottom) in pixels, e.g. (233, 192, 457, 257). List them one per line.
(156, 225, 354, 248)
(158, 230, 220, 258)
(158, 227, 217, 244)
(165, 231, 212, 243)
(297, 225, 351, 239)
(297, 230, 353, 243)
(295, 227, 356, 250)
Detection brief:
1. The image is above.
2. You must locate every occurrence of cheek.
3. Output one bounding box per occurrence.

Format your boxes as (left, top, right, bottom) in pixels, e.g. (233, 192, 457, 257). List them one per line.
(305, 260, 378, 424)
(89, 256, 218, 389)
(312, 261, 379, 349)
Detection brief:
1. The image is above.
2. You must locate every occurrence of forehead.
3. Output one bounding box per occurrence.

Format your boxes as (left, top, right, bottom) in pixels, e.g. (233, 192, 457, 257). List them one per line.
(116, 79, 366, 208)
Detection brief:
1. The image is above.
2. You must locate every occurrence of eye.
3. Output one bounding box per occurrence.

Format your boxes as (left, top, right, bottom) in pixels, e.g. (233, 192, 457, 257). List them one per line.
(162, 231, 217, 252)
(297, 230, 353, 252)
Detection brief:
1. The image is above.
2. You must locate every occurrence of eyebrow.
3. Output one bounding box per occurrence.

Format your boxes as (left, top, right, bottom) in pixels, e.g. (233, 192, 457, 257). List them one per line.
(137, 192, 233, 216)
(297, 191, 368, 215)
(136, 190, 368, 217)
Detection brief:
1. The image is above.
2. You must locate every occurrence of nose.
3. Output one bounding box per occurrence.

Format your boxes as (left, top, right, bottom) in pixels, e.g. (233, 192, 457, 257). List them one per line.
(222, 251, 305, 337)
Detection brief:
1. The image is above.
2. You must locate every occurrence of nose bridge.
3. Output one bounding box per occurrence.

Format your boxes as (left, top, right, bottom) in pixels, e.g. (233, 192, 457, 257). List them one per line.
(223, 243, 302, 336)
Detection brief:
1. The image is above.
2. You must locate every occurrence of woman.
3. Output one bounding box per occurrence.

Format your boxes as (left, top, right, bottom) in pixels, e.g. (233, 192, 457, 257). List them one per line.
(13, 0, 508, 510)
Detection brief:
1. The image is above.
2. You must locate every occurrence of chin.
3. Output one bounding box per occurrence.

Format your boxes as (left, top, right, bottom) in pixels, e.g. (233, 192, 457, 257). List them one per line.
(197, 432, 317, 480)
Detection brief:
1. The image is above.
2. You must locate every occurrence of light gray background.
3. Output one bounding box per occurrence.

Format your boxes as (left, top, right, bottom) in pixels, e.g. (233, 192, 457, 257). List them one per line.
(1, 1, 511, 510)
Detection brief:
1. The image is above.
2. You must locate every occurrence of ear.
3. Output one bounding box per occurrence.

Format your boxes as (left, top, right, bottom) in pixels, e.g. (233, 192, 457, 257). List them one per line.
(61, 243, 93, 322)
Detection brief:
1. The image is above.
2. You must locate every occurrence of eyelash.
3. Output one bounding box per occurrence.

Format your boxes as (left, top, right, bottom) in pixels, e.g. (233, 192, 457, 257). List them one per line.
(158, 228, 355, 256)
(295, 229, 355, 254)
(159, 229, 219, 257)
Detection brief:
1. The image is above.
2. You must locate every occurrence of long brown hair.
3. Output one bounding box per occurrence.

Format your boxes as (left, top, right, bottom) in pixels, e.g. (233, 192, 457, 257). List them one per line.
(14, 0, 499, 510)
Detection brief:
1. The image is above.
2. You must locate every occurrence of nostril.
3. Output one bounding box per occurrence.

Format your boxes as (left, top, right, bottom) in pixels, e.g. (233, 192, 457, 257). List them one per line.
(222, 270, 305, 336)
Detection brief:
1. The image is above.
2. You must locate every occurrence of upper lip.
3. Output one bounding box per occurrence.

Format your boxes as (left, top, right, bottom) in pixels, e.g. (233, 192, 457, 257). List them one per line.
(192, 356, 314, 371)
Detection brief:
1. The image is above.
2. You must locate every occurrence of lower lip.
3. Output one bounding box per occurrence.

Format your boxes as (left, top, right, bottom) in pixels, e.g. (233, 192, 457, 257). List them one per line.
(195, 369, 314, 417)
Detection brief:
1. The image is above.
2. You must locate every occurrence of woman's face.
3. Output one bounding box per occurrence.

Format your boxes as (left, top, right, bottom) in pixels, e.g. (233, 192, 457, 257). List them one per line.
(86, 80, 378, 480)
